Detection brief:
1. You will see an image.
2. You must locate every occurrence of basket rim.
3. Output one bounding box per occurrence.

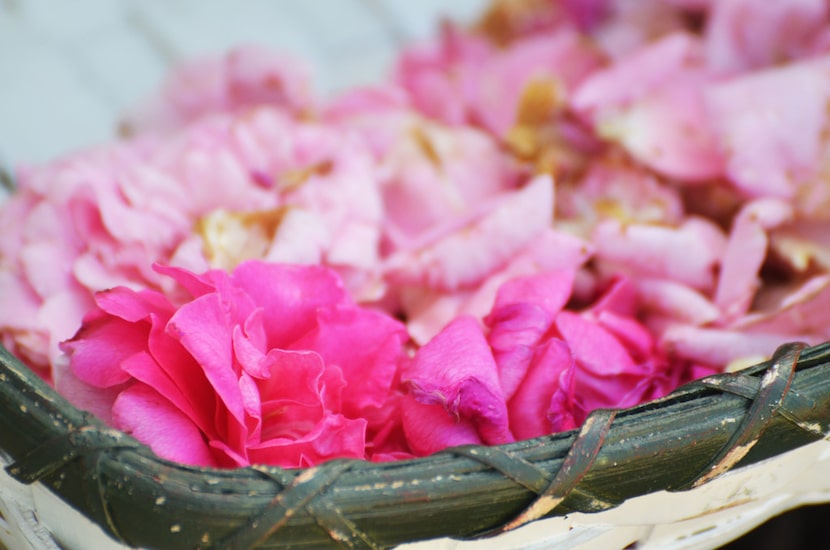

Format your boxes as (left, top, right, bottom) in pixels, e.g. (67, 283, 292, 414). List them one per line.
(2, 342, 830, 549)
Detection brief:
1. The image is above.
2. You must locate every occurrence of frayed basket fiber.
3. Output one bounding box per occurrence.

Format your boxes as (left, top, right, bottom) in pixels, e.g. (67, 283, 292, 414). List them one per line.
(2, 341, 830, 549)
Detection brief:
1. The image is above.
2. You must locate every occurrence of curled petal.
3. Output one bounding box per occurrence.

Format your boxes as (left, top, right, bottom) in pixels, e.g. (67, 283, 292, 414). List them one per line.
(401, 394, 482, 456)
(404, 315, 513, 445)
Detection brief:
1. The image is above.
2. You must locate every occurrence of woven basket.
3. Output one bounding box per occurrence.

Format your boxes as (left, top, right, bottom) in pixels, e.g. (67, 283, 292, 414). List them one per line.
(2, 340, 830, 549)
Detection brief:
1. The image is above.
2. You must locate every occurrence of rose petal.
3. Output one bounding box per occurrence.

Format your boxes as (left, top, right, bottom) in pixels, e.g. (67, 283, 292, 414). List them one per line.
(113, 384, 217, 467)
(290, 305, 408, 419)
(508, 338, 576, 440)
(486, 270, 575, 400)
(706, 56, 830, 198)
(715, 199, 793, 322)
(61, 315, 150, 388)
(592, 217, 726, 291)
(385, 174, 554, 291)
(230, 261, 350, 345)
(400, 393, 482, 456)
(404, 315, 513, 445)
(248, 414, 367, 468)
(555, 311, 636, 375)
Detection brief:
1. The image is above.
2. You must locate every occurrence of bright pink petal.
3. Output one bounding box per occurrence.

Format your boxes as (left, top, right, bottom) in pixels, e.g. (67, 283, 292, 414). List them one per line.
(230, 261, 350, 345)
(248, 414, 367, 468)
(257, 349, 333, 434)
(555, 311, 636, 375)
(93, 286, 174, 323)
(61, 315, 150, 388)
(593, 310, 655, 363)
(486, 270, 575, 400)
(113, 384, 217, 467)
(167, 292, 247, 429)
(290, 305, 408, 418)
(508, 338, 575, 440)
(404, 315, 513, 445)
(400, 394, 482, 456)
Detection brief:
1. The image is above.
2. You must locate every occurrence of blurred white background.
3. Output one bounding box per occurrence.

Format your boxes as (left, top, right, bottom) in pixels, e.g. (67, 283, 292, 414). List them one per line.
(0, 0, 489, 165)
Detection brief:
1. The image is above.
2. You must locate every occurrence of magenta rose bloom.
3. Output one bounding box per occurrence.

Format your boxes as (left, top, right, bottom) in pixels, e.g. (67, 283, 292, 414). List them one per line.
(59, 261, 409, 468)
(400, 270, 704, 456)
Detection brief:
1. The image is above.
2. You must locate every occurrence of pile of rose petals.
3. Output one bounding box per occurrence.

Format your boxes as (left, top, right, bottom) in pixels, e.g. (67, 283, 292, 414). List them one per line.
(3, 0, 830, 468)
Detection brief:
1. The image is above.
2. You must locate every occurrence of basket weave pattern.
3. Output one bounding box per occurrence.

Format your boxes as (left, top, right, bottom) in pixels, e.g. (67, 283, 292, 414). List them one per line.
(2, 342, 830, 548)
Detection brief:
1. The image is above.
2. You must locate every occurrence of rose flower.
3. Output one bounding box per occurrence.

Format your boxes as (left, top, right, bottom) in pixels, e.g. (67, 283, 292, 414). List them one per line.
(59, 260, 410, 468)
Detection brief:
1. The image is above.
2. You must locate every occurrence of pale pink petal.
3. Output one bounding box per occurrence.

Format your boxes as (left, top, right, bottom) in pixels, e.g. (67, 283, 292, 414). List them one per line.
(0, 272, 40, 331)
(592, 217, 726, 291)
(226, 45, 313, 111)
(400, 229, 591, 346)
(491, 270, 575, 316)
(715, 199, 793, 322)
(661, 324, 802, 367)
(636, 279, 721, 325)
(55, 365, 124, 427)
(395, 26, 492, 128)
(39, 289, 96, 368)
(736, 275, 830, 339)
(770, 220, 830, 273)
(706, 56, 830, 198)
(573, 33, 702, 113)
(385, 175, 553, 291)
(596, 83, 724, 181)
(704, 0, 828, 72)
